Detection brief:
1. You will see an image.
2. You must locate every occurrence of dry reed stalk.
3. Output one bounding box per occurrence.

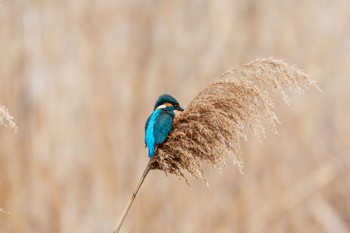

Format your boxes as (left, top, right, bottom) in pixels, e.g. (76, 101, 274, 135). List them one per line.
(114, 58, 319, 232)
(0, 105, 18, 132)
(150, 58, 319, 181)
(113, 161, 151, 233)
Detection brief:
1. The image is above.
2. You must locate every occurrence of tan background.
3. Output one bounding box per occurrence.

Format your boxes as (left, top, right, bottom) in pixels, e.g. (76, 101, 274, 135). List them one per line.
(1, 0, 350, 232)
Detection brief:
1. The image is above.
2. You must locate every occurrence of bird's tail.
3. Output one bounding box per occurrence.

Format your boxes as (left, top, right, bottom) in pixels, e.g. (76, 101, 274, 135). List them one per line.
(148, 147, 155, 158)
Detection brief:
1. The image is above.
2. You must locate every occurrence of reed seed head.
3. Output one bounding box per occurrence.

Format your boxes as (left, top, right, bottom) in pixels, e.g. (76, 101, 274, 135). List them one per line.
(0, 105, 18, 132)
(149, 58, 319, 183)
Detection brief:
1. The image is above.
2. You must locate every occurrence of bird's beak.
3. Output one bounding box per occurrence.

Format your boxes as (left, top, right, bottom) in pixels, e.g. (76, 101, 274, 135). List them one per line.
(176, 106, 184, 112)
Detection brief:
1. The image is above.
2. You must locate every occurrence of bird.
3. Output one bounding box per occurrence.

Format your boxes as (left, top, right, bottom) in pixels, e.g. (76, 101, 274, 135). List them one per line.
(145, 94, 184, 158)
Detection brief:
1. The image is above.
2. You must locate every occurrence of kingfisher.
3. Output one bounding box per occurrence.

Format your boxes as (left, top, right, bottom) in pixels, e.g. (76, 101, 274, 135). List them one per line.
(145, 94, 184, 158)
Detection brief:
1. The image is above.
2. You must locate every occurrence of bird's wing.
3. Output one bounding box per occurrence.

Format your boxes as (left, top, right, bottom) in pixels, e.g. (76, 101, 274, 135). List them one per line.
(144, 114, 152, 147)
(154, 112, 173, 145)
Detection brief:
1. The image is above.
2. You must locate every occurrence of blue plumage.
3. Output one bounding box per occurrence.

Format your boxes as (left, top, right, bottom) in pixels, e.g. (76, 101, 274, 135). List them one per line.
(145, 94, 184, 158)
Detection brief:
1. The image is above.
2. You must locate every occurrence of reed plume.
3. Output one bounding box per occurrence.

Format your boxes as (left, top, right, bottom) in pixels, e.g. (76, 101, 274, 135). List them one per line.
(0, 105, 17, 216)
(150, 58, 319, 181)
(0, 105, 18, 132)
(114, 58, 319, 232)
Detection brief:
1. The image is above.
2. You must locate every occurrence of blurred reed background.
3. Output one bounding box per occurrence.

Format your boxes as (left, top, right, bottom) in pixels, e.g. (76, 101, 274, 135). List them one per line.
(0, 0, 350, 232)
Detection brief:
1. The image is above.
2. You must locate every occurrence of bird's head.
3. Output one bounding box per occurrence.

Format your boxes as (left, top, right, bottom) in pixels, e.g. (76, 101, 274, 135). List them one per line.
(154, 94, 184, 112)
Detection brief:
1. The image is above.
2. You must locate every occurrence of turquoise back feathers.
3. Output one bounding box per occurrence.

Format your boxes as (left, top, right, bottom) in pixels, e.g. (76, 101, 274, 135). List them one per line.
(145, 94, 184, 158)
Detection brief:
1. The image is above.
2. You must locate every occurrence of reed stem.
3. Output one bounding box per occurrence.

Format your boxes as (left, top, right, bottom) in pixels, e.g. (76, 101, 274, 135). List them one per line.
(113, 160, 151, 233)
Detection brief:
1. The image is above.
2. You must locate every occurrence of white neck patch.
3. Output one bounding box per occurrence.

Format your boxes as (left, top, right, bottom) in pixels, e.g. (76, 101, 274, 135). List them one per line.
(156, 104, 167, 110)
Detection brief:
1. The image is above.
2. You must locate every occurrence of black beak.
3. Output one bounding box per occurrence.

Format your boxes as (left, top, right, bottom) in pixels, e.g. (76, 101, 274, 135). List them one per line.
(176, 106, 184, 111)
